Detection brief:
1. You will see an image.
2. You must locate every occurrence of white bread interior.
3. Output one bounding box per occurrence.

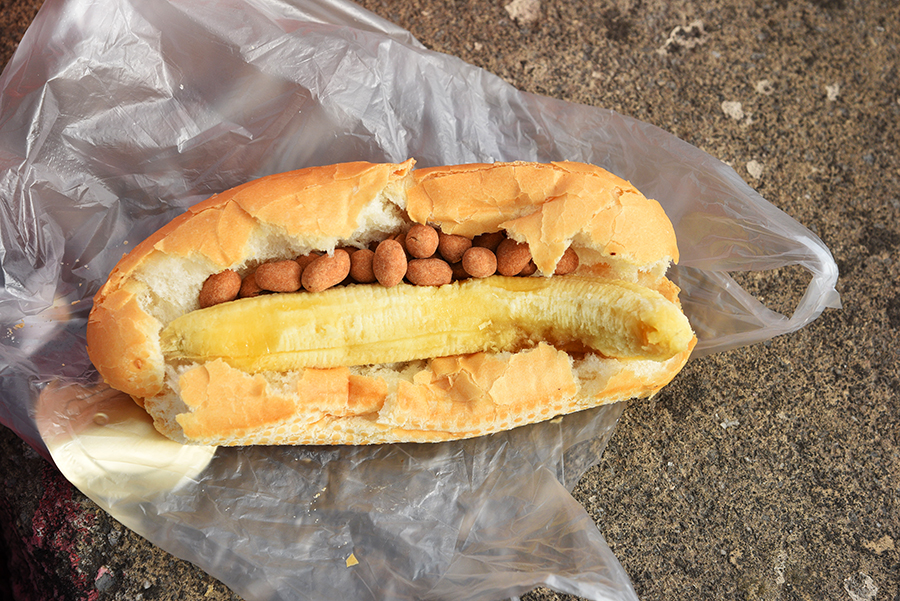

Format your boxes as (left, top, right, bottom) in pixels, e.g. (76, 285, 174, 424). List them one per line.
(87, 160, 694, 446)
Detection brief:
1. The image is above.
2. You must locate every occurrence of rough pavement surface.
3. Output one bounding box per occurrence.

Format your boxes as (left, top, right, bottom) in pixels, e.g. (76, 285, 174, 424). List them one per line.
(1, 0, 897, 599)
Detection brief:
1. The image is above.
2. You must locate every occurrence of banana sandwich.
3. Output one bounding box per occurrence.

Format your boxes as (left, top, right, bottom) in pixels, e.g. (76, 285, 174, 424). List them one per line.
(86, 160, 695, 446)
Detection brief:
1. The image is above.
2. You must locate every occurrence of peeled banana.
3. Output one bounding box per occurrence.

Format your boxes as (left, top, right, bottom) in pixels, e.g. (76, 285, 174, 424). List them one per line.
(159, 276, 694, 373)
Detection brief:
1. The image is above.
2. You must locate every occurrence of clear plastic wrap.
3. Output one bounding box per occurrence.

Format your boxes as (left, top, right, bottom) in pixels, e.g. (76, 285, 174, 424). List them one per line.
(0, 0, 840, 599)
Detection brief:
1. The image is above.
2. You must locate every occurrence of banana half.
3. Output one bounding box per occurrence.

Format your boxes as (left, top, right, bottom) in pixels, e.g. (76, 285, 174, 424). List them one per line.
(160, 276, 693, 373)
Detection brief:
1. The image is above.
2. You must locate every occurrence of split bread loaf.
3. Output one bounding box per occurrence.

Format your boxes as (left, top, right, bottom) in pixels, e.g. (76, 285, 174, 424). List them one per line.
(86, 159, 696, 446)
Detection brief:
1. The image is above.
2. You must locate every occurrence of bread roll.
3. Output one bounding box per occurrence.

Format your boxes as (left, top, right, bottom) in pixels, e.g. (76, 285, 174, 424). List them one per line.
(86, 160, 695, 446)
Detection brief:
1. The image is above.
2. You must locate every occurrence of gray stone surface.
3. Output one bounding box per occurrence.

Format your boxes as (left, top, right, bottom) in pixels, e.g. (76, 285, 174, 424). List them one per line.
(1, 0, 898, 599)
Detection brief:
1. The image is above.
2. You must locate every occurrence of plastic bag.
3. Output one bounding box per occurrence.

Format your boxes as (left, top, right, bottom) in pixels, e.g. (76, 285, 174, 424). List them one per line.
(0, 0, 840, 599)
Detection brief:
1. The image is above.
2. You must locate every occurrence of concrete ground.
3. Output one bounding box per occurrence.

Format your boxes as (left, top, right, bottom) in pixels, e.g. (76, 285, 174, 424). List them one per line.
(1, 0, 897, 599)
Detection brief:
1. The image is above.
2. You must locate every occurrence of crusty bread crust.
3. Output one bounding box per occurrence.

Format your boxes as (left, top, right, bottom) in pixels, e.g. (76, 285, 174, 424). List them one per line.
(408, 161, 679, 274)
(87, 160, 694, 446)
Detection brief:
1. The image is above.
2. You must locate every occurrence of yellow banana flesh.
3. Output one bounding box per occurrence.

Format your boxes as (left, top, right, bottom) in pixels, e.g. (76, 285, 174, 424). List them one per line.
(159, 275, 693, 373)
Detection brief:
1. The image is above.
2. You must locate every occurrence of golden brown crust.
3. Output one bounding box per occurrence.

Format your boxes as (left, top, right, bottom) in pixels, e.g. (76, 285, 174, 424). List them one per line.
(86, 281, 164, 399)
(407, 161, 679, 274)
(141, 340, 693, 446)
(88, 159, 693, 446)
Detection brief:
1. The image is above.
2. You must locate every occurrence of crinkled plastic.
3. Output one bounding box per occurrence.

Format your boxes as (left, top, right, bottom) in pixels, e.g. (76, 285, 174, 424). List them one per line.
(0, 0, 840, 600)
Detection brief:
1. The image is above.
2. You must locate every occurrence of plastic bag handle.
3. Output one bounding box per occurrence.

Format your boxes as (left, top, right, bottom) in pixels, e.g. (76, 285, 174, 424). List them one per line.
(666, 170, 841, 358)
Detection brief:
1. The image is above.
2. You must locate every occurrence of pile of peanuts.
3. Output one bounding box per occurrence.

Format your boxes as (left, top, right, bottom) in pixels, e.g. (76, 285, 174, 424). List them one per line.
(198, 224, 579, 308)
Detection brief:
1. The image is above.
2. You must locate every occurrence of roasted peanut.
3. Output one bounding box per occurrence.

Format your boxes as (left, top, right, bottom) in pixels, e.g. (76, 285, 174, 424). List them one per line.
(255, 260, 302, 292)
(391, 231, 409, 255)
(519, 260, 537, 276)
(199, 270, 241, 308)
(197, 227, 577, 308)
(450, 261, 470, 281)
(405, 224, 439, 258)
(373, 239, 407, 287)
(302, 249, 351, 292)
(296, 252, 320, 274)
(461, 247, 497, 278)
(472, 231, 505, 252)
(239, 270, 264, 298)
(438, 232, 472, 263)
(406, 258, 453, 286)
(349, 248, 376, 283)
(554, 247, 579, 275)
(496, 239, 532, 276)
